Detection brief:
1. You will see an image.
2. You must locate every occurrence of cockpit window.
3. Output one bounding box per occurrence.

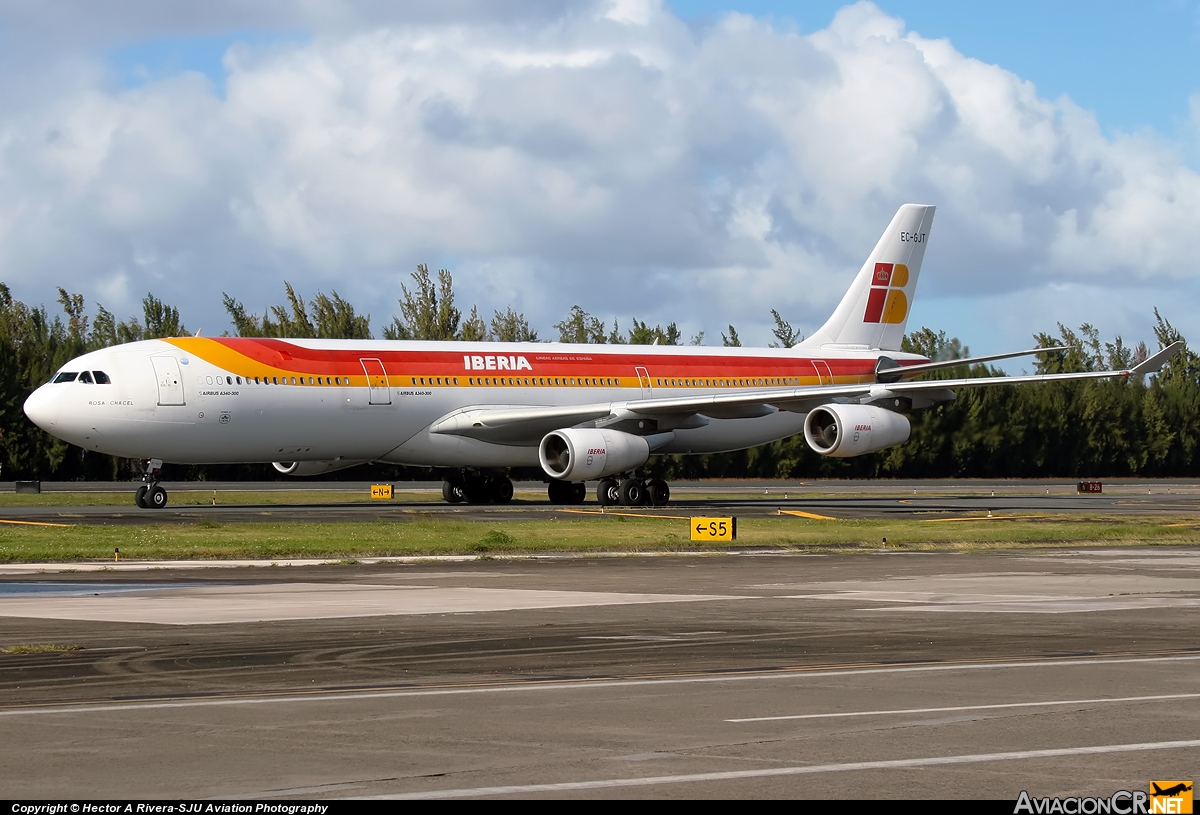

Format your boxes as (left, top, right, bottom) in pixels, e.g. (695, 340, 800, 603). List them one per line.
(93, 371, 111, 384)
(53, 372, 78, 383)
(78, 371, 94, 384)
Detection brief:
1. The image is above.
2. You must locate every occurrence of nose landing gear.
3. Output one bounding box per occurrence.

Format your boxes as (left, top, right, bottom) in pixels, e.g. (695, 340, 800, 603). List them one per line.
(135, 459, 168, 509)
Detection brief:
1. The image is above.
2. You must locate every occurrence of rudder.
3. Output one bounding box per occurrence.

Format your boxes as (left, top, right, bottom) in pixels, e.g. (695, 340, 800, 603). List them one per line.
(799, 204, 936, 352)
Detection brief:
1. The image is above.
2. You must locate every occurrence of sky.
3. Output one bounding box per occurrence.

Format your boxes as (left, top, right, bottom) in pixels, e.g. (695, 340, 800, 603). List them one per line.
(2, 0, 1199, 361)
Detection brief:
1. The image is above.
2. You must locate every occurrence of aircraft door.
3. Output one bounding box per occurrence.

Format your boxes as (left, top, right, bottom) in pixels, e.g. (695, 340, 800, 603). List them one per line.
(360, 358, 391, 405)
(811, 360, 833, 385)
(151, 356, 185, 406)
(635, 366, 652, 399)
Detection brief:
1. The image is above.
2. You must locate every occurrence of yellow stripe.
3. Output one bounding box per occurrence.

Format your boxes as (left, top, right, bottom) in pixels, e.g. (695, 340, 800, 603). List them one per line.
(922, 515, 1048, 523)
(778, 510, 837, 520)
(559, 509, 693, 521)
(0, 519, 73, 527)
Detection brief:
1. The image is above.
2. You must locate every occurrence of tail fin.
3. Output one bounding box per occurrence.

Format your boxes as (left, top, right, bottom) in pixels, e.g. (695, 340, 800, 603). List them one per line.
(799, 204, 936, 352)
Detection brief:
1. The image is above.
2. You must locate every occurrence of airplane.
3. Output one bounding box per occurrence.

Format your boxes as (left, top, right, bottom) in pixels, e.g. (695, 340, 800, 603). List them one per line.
(22, 204, 1182, 509)
(1152, 783, 1193, 797)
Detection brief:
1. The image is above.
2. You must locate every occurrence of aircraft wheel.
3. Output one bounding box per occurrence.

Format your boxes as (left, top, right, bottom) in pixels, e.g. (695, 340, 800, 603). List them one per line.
(148, 485, 169, 509)
(597, 479, 619, 506)
(442, 479, 464, 504)
(135, 485, 149, 509)
(647, 479, 670, 507)
(570, 482, 586, 504)
(547, 480, 570, 504)
(618, 478, 645, 507)
(463, 479, 492, 504)
(492, 477, 514, 504)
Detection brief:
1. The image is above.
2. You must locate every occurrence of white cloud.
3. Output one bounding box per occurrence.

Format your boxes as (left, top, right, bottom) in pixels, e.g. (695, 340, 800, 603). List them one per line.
(0, 0, 1197, 351)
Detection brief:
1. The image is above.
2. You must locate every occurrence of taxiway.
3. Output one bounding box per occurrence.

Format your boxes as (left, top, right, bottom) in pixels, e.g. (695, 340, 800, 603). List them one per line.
(1, 548, 1198, 799)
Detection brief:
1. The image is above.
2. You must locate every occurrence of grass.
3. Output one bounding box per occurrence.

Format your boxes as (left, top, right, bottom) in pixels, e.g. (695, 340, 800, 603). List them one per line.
(0, 513, 1196, 561)
(1, 643, 81, 655)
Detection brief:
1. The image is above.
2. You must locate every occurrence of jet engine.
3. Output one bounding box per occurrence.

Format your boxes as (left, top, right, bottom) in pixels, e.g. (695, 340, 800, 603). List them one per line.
(272, 459, 367, 477)
(803, 405, 910, 457)
(539, 428, 650, 481)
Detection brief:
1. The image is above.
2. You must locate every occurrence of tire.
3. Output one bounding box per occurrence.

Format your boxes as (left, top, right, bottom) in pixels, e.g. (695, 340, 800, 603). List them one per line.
(135, 485, 149, 509)
(463, 479, 491, 504)
(570, 482, 586, 504)
(618, 478, 645, 506)
(597, 479, 618, 506)
(492, 477, 514, 504)
(647, 478, 670, 507)
(442, 479, 464, 503)
(148, 485, 168, 509)
(547, 480, 570, 504)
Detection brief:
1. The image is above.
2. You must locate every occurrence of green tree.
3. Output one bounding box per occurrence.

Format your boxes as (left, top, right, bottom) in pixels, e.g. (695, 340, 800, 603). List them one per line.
(265, 283, 316, 339)
(223, 284, 369, 339)
(383, 265, 461, 341)
(768, 309, 801, 348)
(491, 307, 538, 342)
(721, 325, 741, 347)
(309, 290, 371, 339)
(459, 306, 489, 342)
(555, 305, 611, 344)
(142, 293, 186, 339)
(627, 319, 681, 345)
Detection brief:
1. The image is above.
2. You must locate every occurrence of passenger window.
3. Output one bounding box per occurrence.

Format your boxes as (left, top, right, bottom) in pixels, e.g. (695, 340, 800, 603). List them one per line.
(93, 371, 111, 384)
(78, 371, 94, 384)
(272, 377, 279, 385)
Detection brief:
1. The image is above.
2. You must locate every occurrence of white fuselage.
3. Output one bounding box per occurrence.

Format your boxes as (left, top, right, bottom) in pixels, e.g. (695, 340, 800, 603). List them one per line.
(24, 336, 922, 469)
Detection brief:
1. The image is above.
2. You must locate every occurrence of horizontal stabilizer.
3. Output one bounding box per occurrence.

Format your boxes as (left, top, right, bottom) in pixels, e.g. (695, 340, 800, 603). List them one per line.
(879, 346, 1069, 382)
(1131, 341, 1184, 375)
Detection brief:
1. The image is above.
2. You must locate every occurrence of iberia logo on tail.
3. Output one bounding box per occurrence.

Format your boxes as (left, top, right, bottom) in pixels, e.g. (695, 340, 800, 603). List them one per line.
(863, 262, 909, 324)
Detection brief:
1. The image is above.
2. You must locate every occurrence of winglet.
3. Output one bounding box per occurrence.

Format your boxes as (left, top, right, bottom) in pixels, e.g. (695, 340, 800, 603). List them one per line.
(1130, 341, 1184, 375)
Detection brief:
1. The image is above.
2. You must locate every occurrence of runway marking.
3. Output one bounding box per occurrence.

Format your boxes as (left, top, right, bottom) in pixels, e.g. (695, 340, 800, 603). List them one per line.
(559, 510, 694, 520)
(778, 510, 837, 520)
(1, 653, 1196, 718)
(726, 691, 1200, 722)
(366, 739, 1200, 799)
(921, 515, 1048, 523)
(0, 518, 73, 527)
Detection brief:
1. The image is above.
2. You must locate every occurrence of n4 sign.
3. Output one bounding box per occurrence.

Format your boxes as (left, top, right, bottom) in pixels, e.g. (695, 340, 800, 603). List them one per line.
(691, 517, 736, 542)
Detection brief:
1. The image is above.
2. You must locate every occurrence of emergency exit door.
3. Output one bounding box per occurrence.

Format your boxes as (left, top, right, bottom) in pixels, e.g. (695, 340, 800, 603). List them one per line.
(360, 358, 391, 405)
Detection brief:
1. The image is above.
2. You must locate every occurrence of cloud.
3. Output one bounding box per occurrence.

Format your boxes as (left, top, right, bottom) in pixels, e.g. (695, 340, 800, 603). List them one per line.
(0, 0, 1198, 350)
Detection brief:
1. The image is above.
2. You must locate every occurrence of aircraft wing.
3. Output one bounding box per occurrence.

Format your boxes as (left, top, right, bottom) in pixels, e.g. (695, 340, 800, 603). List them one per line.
(429, 342, 1182, 446)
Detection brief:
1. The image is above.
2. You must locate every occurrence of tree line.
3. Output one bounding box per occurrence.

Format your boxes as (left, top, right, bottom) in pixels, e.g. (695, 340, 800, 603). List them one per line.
(1, 267, 1197, 481)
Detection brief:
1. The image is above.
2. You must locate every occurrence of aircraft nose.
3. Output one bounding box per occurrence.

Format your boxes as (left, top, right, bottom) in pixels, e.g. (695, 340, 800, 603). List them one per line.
(23, 386, 60, 429)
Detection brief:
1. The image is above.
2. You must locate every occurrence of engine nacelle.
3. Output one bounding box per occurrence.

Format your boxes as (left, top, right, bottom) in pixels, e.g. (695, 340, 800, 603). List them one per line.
(272, 459, 367, 477)
(803, 405, 911, 458)
(539, 428, 650, 481)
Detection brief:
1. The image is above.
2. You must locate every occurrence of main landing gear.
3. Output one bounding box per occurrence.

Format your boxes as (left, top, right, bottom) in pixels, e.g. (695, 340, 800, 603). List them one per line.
(596, 476, 670, 507)
(134, 458, 168, 509)
(546, 480, 587, 505)
(441, 471, 514, 505)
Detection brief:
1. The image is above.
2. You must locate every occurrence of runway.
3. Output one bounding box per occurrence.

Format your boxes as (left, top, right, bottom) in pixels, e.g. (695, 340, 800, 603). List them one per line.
(3, 478, 1200, 524)
(1, 548, 1198, 798)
